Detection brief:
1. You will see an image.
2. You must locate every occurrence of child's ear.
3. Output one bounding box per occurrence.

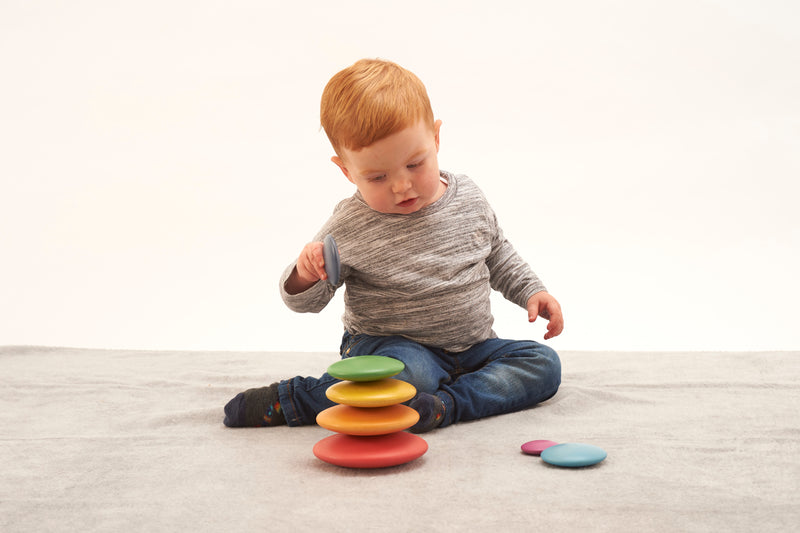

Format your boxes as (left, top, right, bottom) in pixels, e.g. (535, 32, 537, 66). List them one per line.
(434, 119, 442, 152)
(331, 156, 354, 184)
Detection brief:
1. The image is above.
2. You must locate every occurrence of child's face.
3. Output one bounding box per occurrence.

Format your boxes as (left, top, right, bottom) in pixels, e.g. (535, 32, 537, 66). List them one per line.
(332, 119, 445, 215)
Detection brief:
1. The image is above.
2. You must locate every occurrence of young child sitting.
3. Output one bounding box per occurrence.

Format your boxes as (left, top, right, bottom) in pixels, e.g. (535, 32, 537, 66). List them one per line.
(224, 58, 564, 433)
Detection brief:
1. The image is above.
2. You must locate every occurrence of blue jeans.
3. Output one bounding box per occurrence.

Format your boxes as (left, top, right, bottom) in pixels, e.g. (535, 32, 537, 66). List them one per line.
(277, 332, 561, 428)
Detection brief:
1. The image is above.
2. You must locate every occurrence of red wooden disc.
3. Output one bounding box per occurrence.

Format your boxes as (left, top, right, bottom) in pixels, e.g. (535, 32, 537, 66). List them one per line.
(313, 432, 428, 468)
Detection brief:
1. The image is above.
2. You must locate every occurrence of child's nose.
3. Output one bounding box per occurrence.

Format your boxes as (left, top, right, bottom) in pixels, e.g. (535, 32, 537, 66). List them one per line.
(392, 176, 412, 194)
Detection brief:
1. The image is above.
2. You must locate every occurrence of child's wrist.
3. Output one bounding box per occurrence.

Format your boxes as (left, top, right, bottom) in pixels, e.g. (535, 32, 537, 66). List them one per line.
(285, 268, 318, 295)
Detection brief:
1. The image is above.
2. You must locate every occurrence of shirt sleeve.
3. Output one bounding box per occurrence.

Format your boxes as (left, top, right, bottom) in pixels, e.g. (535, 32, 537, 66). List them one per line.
(485, 209, 547, 308)
(278, 261, 337, 313)
(277, 203, 344, 314)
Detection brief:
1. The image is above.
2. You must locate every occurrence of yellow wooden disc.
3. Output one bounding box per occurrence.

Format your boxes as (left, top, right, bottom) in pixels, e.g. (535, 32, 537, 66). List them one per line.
(316, 404, 420, 436)
(326, 378, 417, 407)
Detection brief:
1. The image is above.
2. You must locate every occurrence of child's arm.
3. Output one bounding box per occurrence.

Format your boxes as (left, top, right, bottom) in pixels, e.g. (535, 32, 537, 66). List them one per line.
(527, 291, 564, 340)
(284, 241, 327, 295)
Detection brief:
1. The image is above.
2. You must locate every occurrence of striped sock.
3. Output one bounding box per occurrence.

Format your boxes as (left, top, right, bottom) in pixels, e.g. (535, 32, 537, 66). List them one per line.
(223, 383, 286, 427)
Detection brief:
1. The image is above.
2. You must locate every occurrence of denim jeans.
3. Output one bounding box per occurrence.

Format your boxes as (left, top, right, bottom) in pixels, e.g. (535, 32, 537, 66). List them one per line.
(277, 332, 561, 428)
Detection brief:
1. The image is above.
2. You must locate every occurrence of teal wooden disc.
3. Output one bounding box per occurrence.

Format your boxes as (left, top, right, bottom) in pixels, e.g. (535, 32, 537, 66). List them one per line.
(540, 443, 607, 467)
(327, 356, 405, 382)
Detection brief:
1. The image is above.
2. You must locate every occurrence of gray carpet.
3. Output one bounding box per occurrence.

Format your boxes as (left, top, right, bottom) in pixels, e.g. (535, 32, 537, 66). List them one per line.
(1, 347, 798, 532)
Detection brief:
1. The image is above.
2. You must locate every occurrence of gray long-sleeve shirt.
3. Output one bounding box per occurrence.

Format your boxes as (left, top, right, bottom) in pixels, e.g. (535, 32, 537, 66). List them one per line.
(280, 171, 546, 352)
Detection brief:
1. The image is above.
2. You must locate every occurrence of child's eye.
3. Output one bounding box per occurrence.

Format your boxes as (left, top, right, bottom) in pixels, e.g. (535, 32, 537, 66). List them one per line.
(369, 175, 386, 183)
(407, 160, 424, 169)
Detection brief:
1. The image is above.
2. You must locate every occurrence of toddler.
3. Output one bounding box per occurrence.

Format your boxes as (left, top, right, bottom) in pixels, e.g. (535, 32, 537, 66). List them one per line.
(224, 58, 564, 432)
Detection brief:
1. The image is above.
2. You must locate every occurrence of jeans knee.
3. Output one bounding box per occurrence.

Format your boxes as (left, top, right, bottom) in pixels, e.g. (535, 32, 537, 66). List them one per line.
(539, 344, 561, 395)
(341, 333, 445, 394)
(396, 365, 441, 394)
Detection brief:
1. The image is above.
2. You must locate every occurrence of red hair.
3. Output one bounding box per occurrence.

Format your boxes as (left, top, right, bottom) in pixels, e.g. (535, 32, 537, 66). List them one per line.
(320, 59, 435, 154)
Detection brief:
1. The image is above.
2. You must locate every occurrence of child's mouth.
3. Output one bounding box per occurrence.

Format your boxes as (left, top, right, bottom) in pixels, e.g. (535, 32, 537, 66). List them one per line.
(398, 198, 418, 208)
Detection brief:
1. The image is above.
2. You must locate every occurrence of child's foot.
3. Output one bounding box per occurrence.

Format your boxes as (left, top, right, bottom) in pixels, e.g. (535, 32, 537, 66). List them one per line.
(408, 392, 446, 433)
(223, 383, 286, 427)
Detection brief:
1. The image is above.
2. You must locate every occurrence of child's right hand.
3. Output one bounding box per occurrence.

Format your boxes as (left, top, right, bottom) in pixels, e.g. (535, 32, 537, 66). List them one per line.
(285, 241, 326, 294)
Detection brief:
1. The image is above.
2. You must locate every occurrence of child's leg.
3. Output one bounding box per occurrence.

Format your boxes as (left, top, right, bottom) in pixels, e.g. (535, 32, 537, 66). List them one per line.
(437, 338, 561, 426)
(327, 334, 560, 430)
(224, 333, 444, 428)
(276, 333, 451, 427)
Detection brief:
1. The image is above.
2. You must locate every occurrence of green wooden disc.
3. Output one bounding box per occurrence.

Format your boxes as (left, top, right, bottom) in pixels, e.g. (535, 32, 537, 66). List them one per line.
(327, 356, 405, 382)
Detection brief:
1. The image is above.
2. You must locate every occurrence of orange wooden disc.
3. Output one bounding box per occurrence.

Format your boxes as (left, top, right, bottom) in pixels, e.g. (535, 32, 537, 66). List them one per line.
(316, 404, 419, 436)
(313, 432, 428, 468)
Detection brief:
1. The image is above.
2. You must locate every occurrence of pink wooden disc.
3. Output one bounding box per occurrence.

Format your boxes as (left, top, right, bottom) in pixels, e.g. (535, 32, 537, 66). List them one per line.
(521, 439, 559, 456)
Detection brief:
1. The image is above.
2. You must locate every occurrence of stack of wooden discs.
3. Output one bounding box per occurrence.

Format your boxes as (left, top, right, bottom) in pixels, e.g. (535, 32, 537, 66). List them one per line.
(313, 355, 428, 468)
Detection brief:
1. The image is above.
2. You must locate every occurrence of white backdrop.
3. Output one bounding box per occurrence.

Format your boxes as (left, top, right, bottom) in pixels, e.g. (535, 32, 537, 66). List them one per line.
(2, 1, 798, 352)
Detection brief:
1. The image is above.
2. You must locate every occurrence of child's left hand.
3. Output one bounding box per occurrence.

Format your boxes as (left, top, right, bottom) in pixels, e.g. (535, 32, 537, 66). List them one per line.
(526, 291, 564, 340)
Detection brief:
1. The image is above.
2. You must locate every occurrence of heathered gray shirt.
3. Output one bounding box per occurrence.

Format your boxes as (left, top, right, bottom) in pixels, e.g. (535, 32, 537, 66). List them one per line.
(280, 171, 546, 352)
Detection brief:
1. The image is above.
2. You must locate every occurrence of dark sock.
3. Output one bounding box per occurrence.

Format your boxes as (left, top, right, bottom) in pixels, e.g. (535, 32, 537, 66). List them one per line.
(223, 383, 286, 427)
(409, 392, 446, 434)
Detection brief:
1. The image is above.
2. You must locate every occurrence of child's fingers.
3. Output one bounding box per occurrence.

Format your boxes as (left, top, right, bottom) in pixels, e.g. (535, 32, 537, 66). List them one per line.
(544, 312, 564, 339)
(304, 257, 326, 281)
(529, 295, 564, 339)
(299, 242, 327, 281)
(311, 246, 327, 280)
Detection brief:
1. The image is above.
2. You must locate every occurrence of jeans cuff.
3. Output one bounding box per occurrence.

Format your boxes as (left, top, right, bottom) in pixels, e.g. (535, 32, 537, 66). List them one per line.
(277, 380, 301, 427)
